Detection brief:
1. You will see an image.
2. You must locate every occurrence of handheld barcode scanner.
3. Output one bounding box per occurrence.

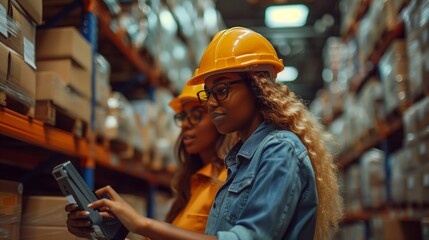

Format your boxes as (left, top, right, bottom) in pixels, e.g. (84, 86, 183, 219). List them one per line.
(52, 161, 129, 240)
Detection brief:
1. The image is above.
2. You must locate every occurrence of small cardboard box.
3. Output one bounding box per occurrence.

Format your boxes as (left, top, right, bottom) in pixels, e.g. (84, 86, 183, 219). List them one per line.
(36, 71, 90, 123)
(16, 0, 42, 25)
(0, 42, 8, 83)
(36, 27, 92, 72)
(0, 1, 36, 64)
(37, 59, 91, 100)
(21, 196, 69, 227)
(0, 42, 35, 106)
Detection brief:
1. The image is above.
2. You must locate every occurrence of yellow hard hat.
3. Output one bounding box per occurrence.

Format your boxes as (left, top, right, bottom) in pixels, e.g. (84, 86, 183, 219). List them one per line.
(187, 27, 284, 86)
(168, 83, 205, 113)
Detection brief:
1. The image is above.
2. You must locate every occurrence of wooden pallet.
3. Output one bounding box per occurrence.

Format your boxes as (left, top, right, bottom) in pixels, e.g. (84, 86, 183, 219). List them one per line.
(35, 100, 87, 138)
(0, 90, 34, 117)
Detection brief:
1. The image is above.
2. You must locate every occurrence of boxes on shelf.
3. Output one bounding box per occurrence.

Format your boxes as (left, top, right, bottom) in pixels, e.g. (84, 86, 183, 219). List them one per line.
(105, 92, 144, 158)
(379, 40, 408, 115)
(16, 0, 42, 25)
(390, 147, 409, 204)
(360, 148, 386, 209)
(0, 179, 23, 240)
(406, 168, 423, 204)
(406, 38, 424, 100)
(344, 164, 362, 212)
(37, 59, 91, 100)
(0, 41, 36, 108)
(370, 216, 407, 240)
(402, 0, 429, 98)
(36, 71, 90, 124)
(95, 53, 112, 107)
(422, 164, 429, 205)
(21, 196, 69, 227)
(36, 27, 92, 72)
(0, 0, 36, 66)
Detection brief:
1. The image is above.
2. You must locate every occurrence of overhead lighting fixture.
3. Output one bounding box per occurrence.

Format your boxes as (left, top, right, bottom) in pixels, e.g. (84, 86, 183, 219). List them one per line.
(265, 4, 309, 28)
(277, 66, 298, 82)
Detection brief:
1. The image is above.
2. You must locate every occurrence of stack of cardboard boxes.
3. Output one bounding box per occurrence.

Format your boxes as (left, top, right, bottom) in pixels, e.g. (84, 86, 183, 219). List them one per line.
(35, 27, 93, 126)
(0, 0, 42, 113)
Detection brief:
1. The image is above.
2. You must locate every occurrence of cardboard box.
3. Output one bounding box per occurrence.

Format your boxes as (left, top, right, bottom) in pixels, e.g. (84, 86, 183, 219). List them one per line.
(0, 180, 23, 240)
(0, 42, 8, 83)
(0, 1, 36, 65)
(0, 42, 35, 107)
(16, 0, 42, 25)
(36, 27, 92, 72)
(20, 226, 80, 240)
(21, 196, 69, 227)
(0, 3, 21, 54)
(36, 71, 90, 123)
(37, 59, 91, 99)
(9, 50, 35, 99)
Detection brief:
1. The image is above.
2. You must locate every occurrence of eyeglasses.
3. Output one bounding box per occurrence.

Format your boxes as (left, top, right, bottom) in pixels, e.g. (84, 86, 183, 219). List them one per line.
(197, 80, 244, 105)
(174, 106, 207, 127)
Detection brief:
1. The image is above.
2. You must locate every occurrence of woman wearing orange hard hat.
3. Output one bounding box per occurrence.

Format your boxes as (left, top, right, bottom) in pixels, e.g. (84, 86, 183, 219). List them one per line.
(75, 27, 342, 240)
(64, 83, 238, 236)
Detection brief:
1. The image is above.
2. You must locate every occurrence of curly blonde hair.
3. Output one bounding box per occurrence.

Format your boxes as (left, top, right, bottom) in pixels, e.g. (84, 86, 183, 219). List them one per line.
(245, 72, 343, 240)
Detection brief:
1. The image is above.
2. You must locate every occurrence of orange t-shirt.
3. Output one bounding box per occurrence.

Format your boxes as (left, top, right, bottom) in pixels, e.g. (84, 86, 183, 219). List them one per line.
(171, 163, 227, 233)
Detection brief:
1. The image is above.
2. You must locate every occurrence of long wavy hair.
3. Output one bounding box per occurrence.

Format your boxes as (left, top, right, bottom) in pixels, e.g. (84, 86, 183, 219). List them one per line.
(243, 72, 343, 240)
(165, 131, 238, 223)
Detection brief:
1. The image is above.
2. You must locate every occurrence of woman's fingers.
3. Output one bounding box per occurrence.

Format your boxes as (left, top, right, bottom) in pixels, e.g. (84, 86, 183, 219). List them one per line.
(65, 203, 78, 212)
(94, 185, 120, 200)
(88, 197, 112, 210)
(67, 209, 90, 220)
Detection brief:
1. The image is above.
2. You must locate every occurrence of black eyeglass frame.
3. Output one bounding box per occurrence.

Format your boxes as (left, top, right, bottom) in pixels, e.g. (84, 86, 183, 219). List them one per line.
(173, 106, 207, 127)
(196, 79, 244, 105)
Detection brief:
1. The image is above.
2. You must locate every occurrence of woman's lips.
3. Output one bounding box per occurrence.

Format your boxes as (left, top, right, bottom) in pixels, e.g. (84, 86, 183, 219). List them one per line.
(182, 135, 195, 145)
(210, 112, 226, 122)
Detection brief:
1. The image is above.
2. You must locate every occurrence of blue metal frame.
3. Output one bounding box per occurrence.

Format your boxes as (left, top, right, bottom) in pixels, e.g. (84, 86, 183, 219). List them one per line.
(81, 12, 98, 190)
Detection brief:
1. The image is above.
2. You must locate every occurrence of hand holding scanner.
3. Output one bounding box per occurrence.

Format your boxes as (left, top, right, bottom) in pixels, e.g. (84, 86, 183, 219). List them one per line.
(52, 161, 129, 240)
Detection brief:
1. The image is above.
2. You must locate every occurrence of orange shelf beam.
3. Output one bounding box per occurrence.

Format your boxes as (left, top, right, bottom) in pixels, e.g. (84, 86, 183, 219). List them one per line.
(0, 108, 154, 182)
(0, 108, 88, 158)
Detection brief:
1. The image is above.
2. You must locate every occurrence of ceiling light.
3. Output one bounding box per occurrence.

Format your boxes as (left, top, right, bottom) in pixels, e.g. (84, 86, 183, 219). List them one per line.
(265, 4, 309, 28)
(277, 66, 298, 82)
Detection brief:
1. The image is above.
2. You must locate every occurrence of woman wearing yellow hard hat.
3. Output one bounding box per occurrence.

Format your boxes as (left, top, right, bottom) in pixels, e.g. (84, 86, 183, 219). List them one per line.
(64, 83, 237, 236)
(75, 27, 342, 240)
(165, 83, 237, 232)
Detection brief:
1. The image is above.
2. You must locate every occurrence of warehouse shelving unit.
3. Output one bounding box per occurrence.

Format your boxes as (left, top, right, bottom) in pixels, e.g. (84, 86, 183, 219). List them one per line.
(0, 0, 175, 219)
(335, 1, 429, 238)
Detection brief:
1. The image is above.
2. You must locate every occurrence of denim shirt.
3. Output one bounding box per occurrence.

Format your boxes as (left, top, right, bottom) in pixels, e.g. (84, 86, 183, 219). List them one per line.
(205, 122, 318, 240)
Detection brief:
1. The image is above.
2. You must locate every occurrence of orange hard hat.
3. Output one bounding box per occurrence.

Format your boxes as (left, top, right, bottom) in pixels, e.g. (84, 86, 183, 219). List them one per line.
(187, 27, 284, 86)
(168, 83, 205, 113)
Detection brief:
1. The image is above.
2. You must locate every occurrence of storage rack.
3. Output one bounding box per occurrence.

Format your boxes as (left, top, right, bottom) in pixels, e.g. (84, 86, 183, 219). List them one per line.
(336, 1, 429, 237)
(0, 0, 174, 217)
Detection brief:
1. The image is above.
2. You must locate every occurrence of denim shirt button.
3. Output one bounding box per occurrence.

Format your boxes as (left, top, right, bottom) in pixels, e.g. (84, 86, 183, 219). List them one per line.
(213, 202, 217, 208)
